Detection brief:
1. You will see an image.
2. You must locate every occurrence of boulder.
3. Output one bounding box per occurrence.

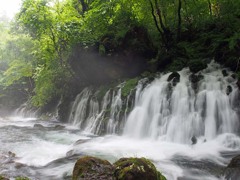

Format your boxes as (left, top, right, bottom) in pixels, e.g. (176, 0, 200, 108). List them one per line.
(72, 156, 166, 180)
(72, 156, 114, 180)
(114, 157, 166, 180)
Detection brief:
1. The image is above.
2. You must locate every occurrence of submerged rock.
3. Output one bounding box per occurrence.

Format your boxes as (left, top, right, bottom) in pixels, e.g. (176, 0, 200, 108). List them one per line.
(114, 157, 166, 180)
(72, 156, 114, 180)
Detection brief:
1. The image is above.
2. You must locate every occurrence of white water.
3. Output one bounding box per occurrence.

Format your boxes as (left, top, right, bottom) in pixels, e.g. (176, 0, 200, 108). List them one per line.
(1, 61, 240, 179)
(124, 62, 239, 144)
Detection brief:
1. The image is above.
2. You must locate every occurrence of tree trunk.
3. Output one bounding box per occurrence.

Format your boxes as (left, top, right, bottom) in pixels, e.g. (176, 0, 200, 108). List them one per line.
(79, 0, 88, 14)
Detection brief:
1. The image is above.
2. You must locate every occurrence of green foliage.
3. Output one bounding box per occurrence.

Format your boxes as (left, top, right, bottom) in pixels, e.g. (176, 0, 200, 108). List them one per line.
(122, 78, 139, 97)
(1, 0, 240, 109)
(188, 59, 208, 73)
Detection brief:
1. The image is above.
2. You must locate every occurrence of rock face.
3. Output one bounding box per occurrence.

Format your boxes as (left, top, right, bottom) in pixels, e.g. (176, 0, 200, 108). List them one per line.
(72, 156, 114, 180)
(72, 156, 167, 180)
(114, 157, 166, 180)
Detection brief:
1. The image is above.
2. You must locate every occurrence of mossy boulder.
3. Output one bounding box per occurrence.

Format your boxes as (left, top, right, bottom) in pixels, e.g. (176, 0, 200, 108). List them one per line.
(0, 175, 9, 180)
(72, 156, 114, 180)
(188, 59, 207, 73)
(114, 157, 166, 180)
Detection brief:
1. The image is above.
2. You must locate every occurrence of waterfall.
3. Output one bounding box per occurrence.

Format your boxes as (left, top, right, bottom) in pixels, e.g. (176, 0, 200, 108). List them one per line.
(124, 62, 239, 143)
(68, 84, 133, 134)
(69, 61, 240, 144)
(14, 103, 37, 117)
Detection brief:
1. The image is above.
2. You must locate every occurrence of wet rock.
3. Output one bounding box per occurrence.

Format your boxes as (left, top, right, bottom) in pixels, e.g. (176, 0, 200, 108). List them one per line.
(222, 69, 228, 77)
(72, 156, 114, 180)
(231, 74, 237, 79)
(53, 125, 65, 130)
(227, 155, 240, 168)
(15, 162, 27, 169)
(167, 72, 180, 86)
(223, 155, 240, 179)
(33, 124, 45, 129)
(226, 85, 233, 95)
(114, 157, 166, 180)
(189, 74, 204, 90)
(191, 136, 197, 145)
(74, 139, 90, 146)
(237, 80, 240, 89)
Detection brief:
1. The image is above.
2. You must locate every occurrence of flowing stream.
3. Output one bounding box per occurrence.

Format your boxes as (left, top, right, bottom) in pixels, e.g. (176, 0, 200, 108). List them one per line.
(1, 61, 240, 179)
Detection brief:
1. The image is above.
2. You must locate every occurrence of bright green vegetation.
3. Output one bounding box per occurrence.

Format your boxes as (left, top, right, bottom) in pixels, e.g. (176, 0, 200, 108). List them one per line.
(0, 0, 240, 109)
(15, 177, 30, 180)
(122, 78, 139, 97)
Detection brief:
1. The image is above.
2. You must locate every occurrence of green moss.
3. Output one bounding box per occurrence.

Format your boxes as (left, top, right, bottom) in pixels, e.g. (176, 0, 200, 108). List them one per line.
(15, 177, 30, 180)
(165, 58, 186, 72)
(122, 78, 139, 97)
(114, 157, 166, 180)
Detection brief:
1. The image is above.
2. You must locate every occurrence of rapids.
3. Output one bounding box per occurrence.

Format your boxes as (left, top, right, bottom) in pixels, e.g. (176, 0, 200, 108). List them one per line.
(1, 61, 240, 179)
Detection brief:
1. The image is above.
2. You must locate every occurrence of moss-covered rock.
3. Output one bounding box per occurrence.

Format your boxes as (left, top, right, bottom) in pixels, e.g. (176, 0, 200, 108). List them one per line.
(15, 177, 30, 180)
(0, 175, 9, 180)
(188, 59, 207, 73)
(72, 156, 114, 180)
(114, 157, 166, 180)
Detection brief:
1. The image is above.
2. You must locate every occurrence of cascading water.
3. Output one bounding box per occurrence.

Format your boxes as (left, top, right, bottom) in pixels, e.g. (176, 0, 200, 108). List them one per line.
(69, 61, 239, 145)
(68, 84, 130, 135)
(124, 62, 239, 143)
